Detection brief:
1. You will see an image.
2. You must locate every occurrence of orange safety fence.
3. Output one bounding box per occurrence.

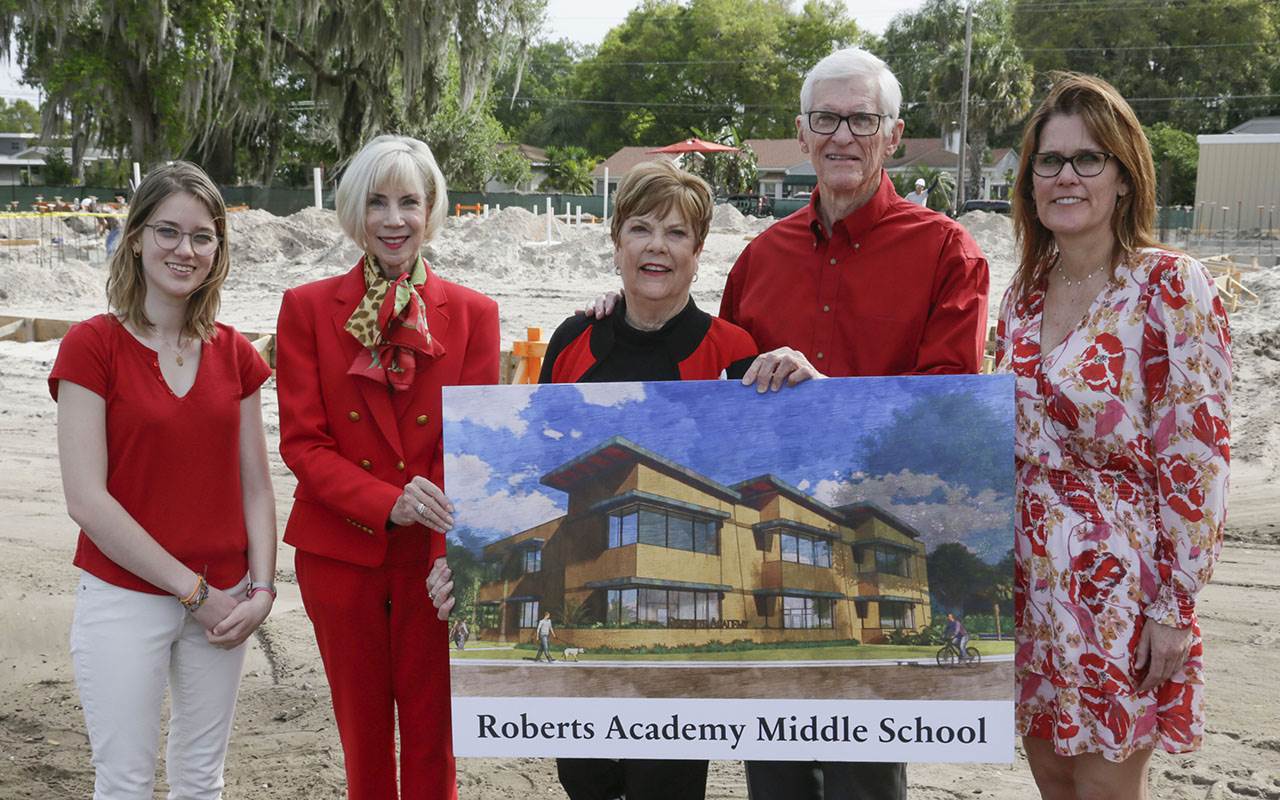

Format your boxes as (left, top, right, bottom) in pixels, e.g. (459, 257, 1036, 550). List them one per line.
(454, 203, 482, 217)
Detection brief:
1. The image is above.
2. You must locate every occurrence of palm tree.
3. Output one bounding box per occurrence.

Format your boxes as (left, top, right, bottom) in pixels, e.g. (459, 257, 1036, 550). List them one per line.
(989, 576, 1014, 640)
(925, 0, 1033, 202)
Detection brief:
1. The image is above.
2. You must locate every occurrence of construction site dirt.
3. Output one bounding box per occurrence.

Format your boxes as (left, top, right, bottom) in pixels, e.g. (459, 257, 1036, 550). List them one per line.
(2, 206, 1279, 798)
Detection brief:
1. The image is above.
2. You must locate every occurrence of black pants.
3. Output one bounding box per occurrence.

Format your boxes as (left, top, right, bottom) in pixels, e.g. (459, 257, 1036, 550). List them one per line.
(557, 758, 709, 800)
(745, 761, 906, 800)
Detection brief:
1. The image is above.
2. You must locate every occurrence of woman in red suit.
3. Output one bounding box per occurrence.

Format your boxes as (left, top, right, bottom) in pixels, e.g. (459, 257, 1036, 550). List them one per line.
(275, 134, 499, 799)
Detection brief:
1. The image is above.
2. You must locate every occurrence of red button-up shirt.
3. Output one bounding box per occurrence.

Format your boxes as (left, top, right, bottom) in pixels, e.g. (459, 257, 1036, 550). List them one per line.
(720, 171, 989, 377)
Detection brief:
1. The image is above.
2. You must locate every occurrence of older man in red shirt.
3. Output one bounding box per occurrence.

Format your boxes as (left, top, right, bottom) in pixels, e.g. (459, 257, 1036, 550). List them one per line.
(730, 47, 989, 800)
(729, 48, 987, 394)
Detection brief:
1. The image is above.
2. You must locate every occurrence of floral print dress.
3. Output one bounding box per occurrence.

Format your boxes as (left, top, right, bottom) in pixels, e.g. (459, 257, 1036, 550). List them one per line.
(994, 248, 1231, 761)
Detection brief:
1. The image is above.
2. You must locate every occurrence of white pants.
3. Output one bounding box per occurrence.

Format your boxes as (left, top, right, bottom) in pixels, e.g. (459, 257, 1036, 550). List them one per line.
(70, 572, 249, 800)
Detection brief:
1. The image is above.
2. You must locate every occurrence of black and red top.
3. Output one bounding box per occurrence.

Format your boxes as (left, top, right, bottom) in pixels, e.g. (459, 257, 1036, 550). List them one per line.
(540, 298, 758, 384)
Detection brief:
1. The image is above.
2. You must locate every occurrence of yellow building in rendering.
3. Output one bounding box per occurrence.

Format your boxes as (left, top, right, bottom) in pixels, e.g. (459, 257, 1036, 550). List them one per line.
(476, 437, 931, 647)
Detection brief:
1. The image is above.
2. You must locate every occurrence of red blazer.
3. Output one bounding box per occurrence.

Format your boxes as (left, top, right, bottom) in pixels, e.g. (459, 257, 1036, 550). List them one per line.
(276, 261, 500, 567)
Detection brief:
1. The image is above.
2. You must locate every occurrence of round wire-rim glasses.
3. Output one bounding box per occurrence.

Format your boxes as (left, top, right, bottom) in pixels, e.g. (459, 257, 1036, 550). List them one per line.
(805, 110, 889, 137)
(143, 223, 220, 257)
(1030, 151, 1114, 178)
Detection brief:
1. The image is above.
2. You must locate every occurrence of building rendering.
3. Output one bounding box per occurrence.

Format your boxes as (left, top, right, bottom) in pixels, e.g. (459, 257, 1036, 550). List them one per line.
(475, 437, 932, 648)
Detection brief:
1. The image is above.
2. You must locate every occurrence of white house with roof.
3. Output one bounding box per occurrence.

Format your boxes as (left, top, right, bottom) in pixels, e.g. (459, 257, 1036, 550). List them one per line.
(0, 138, 118, 186)
(0, 132, 40, 185)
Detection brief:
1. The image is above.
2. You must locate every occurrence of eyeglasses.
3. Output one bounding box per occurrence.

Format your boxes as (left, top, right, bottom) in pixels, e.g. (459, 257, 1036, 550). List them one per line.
(143, 223, 220, 256)
(1030, 151, 1114, 178)
(805, 111, 889, 137)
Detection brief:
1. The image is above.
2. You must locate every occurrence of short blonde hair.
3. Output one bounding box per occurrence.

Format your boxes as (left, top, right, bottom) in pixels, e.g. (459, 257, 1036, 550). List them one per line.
(610, 160, 713, 248)
(1012, 72, 1160, 296)
(106, 161, 229, 341)
(336, 135, 448, 251)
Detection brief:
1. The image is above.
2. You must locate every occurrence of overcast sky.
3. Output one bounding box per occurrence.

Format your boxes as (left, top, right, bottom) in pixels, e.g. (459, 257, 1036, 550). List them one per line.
(541, 0, 928, 44)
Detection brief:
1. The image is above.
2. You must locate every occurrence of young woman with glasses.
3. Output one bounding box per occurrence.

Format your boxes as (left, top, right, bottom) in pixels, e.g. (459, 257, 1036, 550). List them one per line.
(49, 161, 277, 798)
(995, 73, 1231, 799)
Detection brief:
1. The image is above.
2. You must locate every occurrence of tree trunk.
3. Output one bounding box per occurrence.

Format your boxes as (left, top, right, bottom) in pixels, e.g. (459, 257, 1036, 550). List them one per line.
(966, 128, 987, 201)
(993, 601, 1002, 640)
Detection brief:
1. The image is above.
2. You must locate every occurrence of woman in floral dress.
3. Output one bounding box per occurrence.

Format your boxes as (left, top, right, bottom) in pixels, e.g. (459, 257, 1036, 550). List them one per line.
(995, 74, 1231, 798)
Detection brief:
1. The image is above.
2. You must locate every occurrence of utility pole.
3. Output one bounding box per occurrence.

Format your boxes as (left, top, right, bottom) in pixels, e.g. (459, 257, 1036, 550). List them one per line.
(956, 1, 973, 212)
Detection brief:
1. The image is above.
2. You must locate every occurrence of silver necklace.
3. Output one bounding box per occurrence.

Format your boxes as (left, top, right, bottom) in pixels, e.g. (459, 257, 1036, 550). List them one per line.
(1055, 257, 1106, 289)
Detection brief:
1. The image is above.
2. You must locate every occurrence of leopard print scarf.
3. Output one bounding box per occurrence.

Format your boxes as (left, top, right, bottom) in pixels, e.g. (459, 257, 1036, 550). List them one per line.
(343, 254, 433, 391)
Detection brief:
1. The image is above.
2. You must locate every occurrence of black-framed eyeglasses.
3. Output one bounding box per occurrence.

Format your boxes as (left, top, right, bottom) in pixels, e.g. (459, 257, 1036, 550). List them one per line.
(1030, 151, 1114, 178)
(143, 223, 220, 256)
(805, 110, 889, 137)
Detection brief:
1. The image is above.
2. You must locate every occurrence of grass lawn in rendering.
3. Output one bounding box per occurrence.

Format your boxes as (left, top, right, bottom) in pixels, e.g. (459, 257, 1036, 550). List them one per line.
(448, 640, 1015, 663)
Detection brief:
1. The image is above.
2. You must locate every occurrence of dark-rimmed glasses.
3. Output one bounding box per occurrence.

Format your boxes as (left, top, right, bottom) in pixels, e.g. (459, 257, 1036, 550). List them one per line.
(805, 111, 889, 137)
(1030, 151, 1114, 178)
(143, 223, 220, 256)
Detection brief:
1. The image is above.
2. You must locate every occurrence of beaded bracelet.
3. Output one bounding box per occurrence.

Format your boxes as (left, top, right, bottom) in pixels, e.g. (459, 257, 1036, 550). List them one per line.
(247, 581, 277, 601)
(180, 573, 209, 613)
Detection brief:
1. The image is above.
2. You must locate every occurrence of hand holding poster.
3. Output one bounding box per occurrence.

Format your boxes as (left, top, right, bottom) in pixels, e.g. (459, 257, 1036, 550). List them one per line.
(442, 375, 1015, 761)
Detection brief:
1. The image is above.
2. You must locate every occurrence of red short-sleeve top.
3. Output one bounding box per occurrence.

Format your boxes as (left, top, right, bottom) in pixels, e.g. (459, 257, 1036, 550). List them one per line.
(49, 314, 272, 593)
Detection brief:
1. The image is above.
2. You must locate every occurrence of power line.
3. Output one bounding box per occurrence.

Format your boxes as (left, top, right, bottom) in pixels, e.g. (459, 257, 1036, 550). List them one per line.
(1010, 0, 1266, 10)
(511, 92, 1280, 111)
(537, 40, 1278, 68)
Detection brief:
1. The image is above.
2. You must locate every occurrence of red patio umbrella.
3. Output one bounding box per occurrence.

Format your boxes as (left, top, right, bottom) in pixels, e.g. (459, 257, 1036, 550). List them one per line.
(647, 137, 740, 154)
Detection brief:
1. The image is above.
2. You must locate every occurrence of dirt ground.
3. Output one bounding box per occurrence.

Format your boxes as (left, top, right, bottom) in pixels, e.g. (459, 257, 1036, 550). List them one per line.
(2, 207, 1279, 798)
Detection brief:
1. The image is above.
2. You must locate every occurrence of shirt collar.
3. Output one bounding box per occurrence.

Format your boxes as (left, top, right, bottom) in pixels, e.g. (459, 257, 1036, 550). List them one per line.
(806, 169, 897, 245)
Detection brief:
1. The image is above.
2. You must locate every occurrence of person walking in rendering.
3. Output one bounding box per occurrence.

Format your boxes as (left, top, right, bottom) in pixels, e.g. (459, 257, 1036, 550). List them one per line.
(534, 611, 557, 662)
(50, 161, 277, 799)
(995, 73, 1231, 799)
(275, 133, 500, 800)
(451, 618, 470, 651)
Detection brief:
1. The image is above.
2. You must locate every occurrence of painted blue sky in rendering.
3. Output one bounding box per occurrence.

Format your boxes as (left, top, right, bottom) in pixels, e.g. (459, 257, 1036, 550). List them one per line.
(443, 375, 1015, 563)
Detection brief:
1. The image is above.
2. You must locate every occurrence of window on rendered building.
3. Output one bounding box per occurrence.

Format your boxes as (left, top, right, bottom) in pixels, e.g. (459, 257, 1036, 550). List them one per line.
(879, 601, 914, 629)
(782, 596, 834, 629)
(607, 587, 721, 627)
(520, 601, 540, 628)
(781, 532, 832, 567)
(522, 548, 541, 574)
(607, 506, 719, 555)
(875, 548, 911, 577)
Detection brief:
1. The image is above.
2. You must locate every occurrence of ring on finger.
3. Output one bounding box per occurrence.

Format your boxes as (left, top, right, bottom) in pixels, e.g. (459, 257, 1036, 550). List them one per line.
(416, 501, 427, 517)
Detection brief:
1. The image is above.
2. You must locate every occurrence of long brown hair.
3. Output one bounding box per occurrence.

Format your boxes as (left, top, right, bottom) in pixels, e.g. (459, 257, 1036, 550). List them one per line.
(105, 161, 230, 341)
(1011, 73, 1160, 297)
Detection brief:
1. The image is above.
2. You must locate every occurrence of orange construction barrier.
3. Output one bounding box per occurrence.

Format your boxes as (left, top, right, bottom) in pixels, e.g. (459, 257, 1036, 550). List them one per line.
(454, 203, 482, 217)
(510, 327, 548, 384)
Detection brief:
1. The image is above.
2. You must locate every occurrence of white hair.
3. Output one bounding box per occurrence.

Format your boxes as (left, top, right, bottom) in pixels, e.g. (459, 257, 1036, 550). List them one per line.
(335, 134, 448, 251)
(800, 48, 903, 132)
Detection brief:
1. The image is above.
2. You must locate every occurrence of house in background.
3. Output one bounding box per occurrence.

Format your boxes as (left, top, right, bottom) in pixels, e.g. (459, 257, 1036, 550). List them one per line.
(0, 132, 40, 185)
(744, 138, 806, 199)
(744, 132, 1018, 201)
(0, 142, 117, 186)
(484, 143, 552, 193)
(591, 147, 677, 196)
(474, 437, 932, 649)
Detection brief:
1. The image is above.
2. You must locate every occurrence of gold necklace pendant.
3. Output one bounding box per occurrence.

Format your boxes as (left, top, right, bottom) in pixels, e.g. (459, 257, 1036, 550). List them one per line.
(175, 353, 184, 367)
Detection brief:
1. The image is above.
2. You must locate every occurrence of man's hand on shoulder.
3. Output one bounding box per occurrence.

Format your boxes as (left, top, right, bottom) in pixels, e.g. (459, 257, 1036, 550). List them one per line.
(576, 290, 623, 319)
(741, 347, 826, 392)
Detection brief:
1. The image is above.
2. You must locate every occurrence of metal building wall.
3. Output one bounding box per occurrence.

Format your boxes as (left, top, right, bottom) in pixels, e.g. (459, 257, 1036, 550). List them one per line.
(1193, 134, 1280, 235)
